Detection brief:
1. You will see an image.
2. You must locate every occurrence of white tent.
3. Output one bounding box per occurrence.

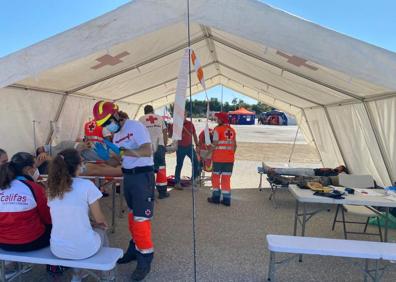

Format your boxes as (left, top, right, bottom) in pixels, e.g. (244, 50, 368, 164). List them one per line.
(0, 0, 395, 186)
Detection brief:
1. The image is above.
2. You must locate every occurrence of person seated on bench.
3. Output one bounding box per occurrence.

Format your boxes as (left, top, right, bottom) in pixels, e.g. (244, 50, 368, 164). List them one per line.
(0, 152, 52, 252)
(47, 148, 109, 261)
(0, 148, 8, 166)
(262, 163, 348, 177)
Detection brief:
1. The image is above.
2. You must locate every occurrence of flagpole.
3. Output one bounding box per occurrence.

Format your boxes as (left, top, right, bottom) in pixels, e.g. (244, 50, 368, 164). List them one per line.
(221, 84, 224, 112)
(187, 1, 197, 281)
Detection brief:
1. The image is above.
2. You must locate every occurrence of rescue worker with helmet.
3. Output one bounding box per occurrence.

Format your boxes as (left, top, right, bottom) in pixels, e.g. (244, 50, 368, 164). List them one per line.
(83, 120, 120, 163)
(139, 105, 169, 199)
(207, 112, 237, 206)
(93, 101, 155, 281)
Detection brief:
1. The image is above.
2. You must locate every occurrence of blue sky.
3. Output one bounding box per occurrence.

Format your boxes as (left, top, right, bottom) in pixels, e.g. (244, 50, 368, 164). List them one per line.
(1, 0, 394, 104)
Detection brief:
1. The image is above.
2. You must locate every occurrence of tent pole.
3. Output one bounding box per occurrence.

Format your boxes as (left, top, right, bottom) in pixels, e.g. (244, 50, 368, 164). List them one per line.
(186, 1, 197, 281)
(133, 104, 143, 120)
(302, 109, 324, 166)
(362, 102, 393, 184)
(221, 85, 224, 112)
(45, 95, 68, 145)
(323, 107, 347, 166)
(32, 120, 38, 152)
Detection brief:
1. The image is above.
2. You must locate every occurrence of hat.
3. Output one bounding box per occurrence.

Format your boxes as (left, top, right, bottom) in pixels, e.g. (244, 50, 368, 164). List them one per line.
(215, 112, 229, 124)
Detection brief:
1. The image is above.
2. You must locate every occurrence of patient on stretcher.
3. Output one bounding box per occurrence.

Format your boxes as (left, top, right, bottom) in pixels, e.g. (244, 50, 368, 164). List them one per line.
(258, 163, 348, 187)
(36, 141, 122, 177)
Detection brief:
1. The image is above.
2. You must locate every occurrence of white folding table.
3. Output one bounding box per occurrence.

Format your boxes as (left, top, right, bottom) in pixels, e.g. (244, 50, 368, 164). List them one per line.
(289, 185, 396, 242)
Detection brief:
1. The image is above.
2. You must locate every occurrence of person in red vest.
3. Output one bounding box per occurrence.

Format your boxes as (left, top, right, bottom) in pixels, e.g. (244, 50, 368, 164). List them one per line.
(207, 112, 237, 206)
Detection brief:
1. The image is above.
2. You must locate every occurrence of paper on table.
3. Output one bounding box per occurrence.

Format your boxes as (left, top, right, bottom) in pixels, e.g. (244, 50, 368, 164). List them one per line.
(354, 188, 383, 196)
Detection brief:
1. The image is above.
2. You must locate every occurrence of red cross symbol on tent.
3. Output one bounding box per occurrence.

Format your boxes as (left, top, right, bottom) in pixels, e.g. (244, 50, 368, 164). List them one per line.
(146, 115, 158, 124)
(224, 129, 234, 140)
(276, 51, 318, 71)
(91, 51, 130, 70)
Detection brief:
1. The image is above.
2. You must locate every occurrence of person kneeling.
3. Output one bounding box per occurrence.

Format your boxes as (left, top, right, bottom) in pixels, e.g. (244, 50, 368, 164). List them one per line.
(47, 149, 109, 281)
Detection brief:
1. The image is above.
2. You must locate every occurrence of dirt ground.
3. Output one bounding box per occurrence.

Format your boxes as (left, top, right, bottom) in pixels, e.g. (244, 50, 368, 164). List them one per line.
(235, 142, 321, 163)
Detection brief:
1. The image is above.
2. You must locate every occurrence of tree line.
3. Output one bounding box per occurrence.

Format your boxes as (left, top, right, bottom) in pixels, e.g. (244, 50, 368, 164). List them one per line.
(168, 98, 274, 117)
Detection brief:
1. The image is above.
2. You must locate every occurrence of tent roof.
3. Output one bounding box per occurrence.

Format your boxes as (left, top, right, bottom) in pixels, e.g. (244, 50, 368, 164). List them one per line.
(0, 0, 395, 111)
(229, 107, 255, 115)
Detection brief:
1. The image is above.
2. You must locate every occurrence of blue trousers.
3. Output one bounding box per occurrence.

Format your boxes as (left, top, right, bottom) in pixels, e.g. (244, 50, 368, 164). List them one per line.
(174, 145, 201, 184)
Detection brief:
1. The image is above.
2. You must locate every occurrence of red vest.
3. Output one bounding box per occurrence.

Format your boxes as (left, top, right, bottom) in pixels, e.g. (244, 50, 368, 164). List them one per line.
(84, 120, 104, 143)
(212, 125, 236, 163)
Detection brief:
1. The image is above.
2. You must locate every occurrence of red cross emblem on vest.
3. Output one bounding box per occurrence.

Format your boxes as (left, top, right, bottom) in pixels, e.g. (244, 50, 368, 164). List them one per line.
(146, 115, 158, 124)
(88, 121, 96, 133)
(224, 129, 234, 140)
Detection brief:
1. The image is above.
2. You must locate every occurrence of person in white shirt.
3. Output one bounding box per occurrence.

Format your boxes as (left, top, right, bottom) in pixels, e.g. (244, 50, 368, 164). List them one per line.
(139, 105, 169, 199)
(93, 101, 154, 281)
(47, 148, 109, 281)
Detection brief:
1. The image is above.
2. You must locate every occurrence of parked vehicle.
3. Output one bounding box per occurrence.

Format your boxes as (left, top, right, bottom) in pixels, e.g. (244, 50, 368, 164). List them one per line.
(258, 110, 288, 125)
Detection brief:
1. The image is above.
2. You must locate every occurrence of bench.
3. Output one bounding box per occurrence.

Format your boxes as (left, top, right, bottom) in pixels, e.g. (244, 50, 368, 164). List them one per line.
(266, 234, 396, 282)
(0, 246, 123, 282)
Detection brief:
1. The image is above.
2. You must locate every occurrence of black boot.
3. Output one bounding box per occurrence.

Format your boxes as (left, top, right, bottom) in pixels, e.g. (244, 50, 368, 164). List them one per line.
(207, 190, 221, 204)
(157, 186, 169, 199)
(158, 191, 170, 199)
(117, 240, 137, 264)
(131, 252, 153, 281)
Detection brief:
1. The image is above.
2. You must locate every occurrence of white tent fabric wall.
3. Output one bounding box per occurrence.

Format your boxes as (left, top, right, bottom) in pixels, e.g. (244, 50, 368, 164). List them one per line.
(367, 98, 396, 183)
(327, 104, 391, 187)
(304, 107, 344, 168)
(0, 0, 395, 185)
(0, 87, 63, 154)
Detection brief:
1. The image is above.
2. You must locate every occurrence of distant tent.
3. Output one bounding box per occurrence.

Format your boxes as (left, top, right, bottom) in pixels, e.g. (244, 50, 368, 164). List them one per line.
(228, 107, 255, 125)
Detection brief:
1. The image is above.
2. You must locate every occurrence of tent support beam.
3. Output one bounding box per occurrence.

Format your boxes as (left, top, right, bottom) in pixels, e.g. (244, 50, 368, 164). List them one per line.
(8, 84, 139, 106)
(211, 35, 364, 102)
(363, 91, 396, 103)
(323, 107, 347, 166)
(302, 109, 324, 166)
(362, 102, 394, 184)
(218, 62, 322, 107)
(200, 25, 221, 74)
(115, 62, 218, 102)
(67, 35, 208, 94)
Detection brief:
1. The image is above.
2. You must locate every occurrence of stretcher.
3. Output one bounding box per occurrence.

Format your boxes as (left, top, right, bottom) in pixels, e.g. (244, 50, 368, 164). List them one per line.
(39, 174, 125, 234)
(258, 163, 289, 208)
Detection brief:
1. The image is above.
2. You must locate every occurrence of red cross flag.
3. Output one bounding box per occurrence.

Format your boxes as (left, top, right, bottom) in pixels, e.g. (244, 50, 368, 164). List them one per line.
(191, 49, 211, 145)
(191, 50, 206, 90)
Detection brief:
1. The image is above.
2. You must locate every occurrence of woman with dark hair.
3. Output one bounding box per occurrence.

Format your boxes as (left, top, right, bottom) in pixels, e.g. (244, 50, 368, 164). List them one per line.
(0, 148, 8, 165)
(47, 149, 108, 261)
(0, 152, 51, 251)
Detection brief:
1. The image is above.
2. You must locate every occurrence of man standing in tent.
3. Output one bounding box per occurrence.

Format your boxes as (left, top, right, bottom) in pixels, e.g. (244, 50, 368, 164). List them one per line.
(208, 112, 237, 207)
(139, 105, 169, 199)
(93, 101, 154, 281)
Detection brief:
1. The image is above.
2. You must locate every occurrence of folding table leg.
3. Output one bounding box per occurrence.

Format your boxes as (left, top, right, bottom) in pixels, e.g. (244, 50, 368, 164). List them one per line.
(1, 260, 5, 282)
(341, 206, 347, 239)
(118, 182, 125, 218)
(267, 251, 275, 281)
(299, 203, 307, 262)
(374, 260, 379, 282)
(384, 208, 389, 242)
(111, 182, 116, 234)
(331, 204, 340, 231)
(364, 259, 370, 282)
(293, 200, 299, 236)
